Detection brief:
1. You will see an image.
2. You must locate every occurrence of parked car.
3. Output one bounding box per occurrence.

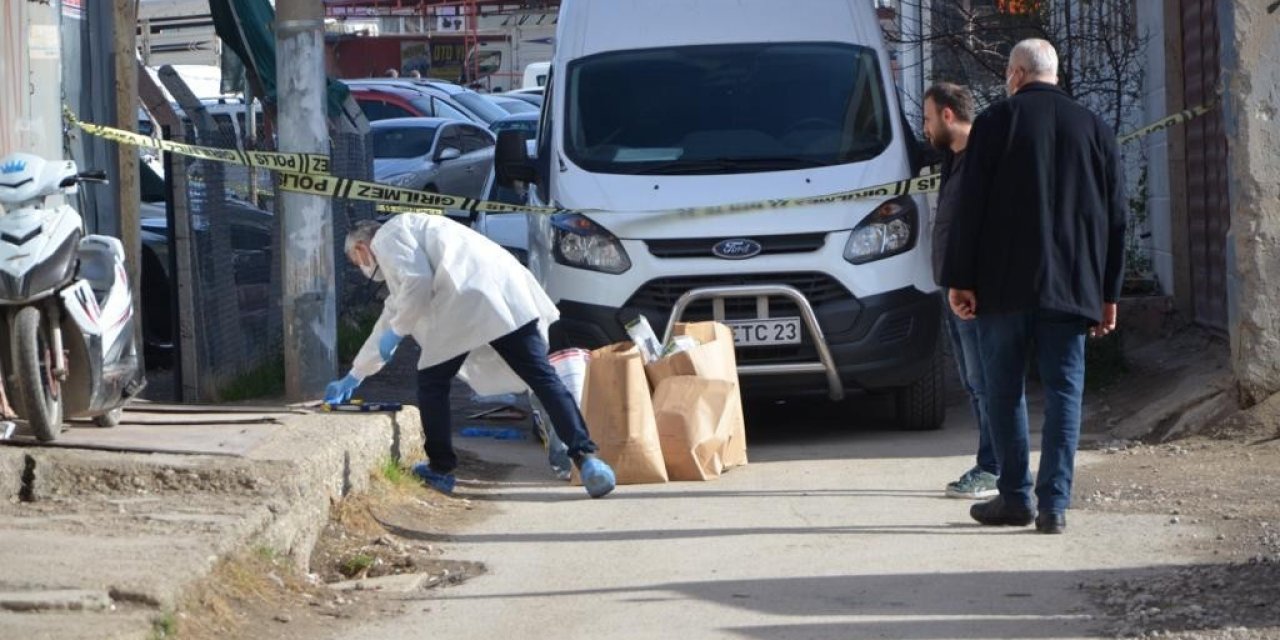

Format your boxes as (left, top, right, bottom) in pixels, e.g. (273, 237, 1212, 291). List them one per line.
(347, 83, 474, 123)
(371, 118, 496, 200)
(486, 95, 539, 115)
(345, 79, 508, 126)
(489, 112, 539, 137)
(138, 196, 273, 366)
(497, 0, 945, 429)
(500, 91, 544, 109)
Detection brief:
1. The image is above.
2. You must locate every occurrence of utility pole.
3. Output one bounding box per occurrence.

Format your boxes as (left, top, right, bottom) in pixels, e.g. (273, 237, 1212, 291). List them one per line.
(113, 0, 143, 358)
(275, 0, 337, 401)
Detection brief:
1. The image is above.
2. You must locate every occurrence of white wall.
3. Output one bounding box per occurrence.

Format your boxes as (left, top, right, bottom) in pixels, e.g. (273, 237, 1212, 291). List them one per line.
(0, 0, 64, 160)
(1137, 0, 1175, 295)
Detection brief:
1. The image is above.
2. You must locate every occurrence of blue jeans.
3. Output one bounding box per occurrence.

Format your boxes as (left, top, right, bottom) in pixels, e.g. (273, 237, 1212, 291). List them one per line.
(417, 321, 599, 474)
(976, 309, 1088, 514)
(945, 309, 1000, 476)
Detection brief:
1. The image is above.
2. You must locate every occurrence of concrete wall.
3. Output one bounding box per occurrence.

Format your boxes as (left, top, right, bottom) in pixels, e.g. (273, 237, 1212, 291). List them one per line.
(1220, 1, 1280, 406)
(1136, 0, 1176, 295)
(0, 0, 63, 160)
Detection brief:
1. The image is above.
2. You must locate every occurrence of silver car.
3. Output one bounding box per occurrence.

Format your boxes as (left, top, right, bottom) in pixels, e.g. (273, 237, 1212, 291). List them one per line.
(371, 118, 496, 199)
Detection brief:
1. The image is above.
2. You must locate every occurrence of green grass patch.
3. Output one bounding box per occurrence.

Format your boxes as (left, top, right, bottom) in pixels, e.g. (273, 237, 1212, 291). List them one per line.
(340, 553, 375, 578)
(149, 611, 178, 639)
(379, 457, 412, 486)
(219, 357, 285, 402)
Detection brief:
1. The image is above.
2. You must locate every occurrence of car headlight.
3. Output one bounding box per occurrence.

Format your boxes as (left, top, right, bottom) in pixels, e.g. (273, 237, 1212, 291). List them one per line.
(843, 196, 919, 264)
(551, 213, 631, 274)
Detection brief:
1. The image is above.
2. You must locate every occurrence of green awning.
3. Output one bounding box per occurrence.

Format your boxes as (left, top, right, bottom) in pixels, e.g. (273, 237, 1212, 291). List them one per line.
(210, 0, 350, 117)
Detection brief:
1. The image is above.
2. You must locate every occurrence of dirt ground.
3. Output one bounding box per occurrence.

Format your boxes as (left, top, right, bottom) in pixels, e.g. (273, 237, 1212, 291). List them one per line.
(164, 447, 513, 640)
(1071, 325, 1280, 639)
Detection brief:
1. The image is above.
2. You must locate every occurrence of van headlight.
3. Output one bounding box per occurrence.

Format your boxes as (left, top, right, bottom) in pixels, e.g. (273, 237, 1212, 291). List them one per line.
(551, 213, 631, 274)
(843, 196, 918, 264)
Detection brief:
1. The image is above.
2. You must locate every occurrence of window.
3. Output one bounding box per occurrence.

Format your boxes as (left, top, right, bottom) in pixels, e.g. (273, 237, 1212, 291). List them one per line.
(437, 126, 465, 156)
(459, 127, 495, 153)
(372, 125, 442, 159)
(451, 91, 508, 125)
(565, 43, 892, 175)
(433, 98, 470, 121)
(359, 99, 416, 121)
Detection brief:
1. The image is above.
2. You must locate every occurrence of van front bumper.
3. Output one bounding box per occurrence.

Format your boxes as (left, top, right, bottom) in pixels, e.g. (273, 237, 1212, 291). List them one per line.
(550, 284, 942, 397)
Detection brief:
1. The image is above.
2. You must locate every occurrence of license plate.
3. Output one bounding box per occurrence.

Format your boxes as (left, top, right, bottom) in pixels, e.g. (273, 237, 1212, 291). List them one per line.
(727, 318, 802, 347)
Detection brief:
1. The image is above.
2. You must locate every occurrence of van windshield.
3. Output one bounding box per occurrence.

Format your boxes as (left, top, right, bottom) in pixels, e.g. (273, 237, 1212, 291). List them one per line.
(565, 43, 893, 175)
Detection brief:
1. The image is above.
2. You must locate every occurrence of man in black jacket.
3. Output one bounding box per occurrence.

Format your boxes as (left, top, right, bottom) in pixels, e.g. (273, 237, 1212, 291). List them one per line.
(923, 82, 1005, 500)
(940, 39, 1126, 534)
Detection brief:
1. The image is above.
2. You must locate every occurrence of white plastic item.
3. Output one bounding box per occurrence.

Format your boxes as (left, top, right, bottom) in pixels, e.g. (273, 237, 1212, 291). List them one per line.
(625, 316, 663, 364)
(549, 348, 591, 406)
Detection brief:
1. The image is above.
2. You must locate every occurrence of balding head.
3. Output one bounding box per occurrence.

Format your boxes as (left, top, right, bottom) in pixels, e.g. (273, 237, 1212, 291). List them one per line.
(1006, 39, 1059, 96)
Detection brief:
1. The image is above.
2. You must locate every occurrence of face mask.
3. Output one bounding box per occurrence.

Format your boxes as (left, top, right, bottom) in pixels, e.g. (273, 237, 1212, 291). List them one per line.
(359, 259, 384, 282)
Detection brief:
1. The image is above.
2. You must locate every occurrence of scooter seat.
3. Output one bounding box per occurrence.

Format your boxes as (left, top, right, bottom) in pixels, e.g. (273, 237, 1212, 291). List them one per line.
(77, 241, 118, 305)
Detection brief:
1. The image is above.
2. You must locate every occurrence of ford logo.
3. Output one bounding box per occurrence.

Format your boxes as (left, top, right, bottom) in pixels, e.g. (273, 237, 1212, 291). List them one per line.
(712, 238, 763, 260)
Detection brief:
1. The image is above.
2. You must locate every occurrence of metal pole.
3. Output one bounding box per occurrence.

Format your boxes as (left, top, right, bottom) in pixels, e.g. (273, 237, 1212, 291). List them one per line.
(244, 70, 258, 206)
(161, 125, 183, 402)
(275, 0, 338, 401)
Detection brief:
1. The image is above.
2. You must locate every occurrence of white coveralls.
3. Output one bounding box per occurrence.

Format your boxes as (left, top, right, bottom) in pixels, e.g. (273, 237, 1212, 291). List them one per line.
(350, 214, 560, 395)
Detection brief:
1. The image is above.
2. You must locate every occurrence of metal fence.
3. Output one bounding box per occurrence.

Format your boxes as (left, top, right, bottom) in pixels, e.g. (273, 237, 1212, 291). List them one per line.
(154, 86, 375, 402)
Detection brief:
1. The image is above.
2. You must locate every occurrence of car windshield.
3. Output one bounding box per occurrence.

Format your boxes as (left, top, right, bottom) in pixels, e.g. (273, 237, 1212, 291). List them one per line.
(495, 99, 538, 114)
(566, 42, 893, 175)
(453, 91, 508, 124)
(492, 119, 539, 135)
(372, 126, 440, 159)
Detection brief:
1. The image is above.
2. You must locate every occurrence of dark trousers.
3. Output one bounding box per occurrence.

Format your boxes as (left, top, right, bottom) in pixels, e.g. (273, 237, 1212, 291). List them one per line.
(976, 309, 1089, 514)
(418, 321, 598, 474)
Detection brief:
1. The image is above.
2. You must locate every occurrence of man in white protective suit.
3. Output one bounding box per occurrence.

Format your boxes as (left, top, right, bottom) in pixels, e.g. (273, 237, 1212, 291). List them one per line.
(324, 217, 617, 499)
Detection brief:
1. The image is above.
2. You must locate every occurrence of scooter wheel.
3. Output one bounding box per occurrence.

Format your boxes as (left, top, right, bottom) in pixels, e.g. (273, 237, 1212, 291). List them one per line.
(93, 408, 123, 429)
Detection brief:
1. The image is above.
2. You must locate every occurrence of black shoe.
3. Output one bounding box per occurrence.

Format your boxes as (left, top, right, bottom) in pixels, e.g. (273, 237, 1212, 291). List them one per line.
(970, 496, 1036, 527)
(1036, 512, 1066, 534)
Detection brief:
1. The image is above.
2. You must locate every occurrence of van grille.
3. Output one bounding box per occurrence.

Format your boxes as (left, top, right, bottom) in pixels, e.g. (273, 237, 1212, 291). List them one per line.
(645, 233, 828, 258)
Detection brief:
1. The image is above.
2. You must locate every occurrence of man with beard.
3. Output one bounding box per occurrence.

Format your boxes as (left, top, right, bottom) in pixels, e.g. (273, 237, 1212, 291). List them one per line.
(923, 82, 1006, 500)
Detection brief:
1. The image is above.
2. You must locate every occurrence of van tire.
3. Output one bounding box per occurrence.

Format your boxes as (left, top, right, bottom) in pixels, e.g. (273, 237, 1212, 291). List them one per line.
(895, 346, 945, 431)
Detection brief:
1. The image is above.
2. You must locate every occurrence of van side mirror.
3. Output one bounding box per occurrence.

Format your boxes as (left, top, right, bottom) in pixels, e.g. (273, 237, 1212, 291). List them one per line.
(495, 130, 536, 188)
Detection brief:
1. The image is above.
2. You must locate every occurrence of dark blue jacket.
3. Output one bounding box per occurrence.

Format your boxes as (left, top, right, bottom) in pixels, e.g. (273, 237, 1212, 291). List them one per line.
(940, 83, 1127, 324)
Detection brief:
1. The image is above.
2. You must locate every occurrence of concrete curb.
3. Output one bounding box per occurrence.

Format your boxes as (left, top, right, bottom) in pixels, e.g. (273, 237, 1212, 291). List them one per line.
(0, 406, 424, 633)
(250, 406, 425, 567)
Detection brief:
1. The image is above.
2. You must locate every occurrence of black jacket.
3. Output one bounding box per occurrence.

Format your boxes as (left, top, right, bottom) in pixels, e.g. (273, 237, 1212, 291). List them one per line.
(940, 83, 1127, 324)
(931, 149, 966, 285)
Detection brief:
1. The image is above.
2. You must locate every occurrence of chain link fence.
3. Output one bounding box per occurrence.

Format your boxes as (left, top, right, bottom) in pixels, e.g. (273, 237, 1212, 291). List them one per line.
(151, 92, 375, 402)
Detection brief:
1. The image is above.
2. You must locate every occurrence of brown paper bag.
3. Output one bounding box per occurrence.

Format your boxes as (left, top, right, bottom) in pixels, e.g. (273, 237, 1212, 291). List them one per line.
(578, 342, 668, 485)
(653, 376, 736, 481)
(644, 322, 748, 468)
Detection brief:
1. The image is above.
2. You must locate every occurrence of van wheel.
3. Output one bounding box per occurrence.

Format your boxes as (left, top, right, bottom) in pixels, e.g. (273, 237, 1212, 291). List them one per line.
(896, 345, 945, 431)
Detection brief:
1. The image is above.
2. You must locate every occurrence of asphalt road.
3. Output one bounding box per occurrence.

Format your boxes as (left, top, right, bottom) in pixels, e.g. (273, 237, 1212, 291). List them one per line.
(329, 397, 1201, 640)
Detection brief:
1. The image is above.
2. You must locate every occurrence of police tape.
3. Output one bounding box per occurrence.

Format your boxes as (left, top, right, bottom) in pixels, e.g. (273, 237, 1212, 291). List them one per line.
(67, 97, 1215, 219)
(64, 107, 331, 176)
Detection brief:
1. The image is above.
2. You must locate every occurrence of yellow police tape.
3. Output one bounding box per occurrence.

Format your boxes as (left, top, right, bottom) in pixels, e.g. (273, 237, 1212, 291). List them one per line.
(66, 97, 1216, 219)
(65, 107, 331, 176)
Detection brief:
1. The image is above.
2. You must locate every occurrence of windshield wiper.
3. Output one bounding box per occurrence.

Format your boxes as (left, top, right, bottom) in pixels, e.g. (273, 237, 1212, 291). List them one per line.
(627, 156, 829, 175)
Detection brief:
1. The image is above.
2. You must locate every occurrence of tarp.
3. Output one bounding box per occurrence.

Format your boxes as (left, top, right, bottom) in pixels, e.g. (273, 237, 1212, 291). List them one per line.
(209, 0, 350, 117)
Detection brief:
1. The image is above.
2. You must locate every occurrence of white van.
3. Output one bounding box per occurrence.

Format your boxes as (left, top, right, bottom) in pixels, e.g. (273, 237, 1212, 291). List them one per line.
(522, 62, 552, 89)
(496, 0, 944, 429)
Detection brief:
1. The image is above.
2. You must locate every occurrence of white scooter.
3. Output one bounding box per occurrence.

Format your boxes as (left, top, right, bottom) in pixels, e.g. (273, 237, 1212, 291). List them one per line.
(0, 152, 144, 441)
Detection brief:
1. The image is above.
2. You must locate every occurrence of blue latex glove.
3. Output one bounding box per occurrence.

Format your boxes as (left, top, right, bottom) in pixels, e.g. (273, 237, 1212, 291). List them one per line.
(378, 329, 403, 363)
(324, 374, 361, 405)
